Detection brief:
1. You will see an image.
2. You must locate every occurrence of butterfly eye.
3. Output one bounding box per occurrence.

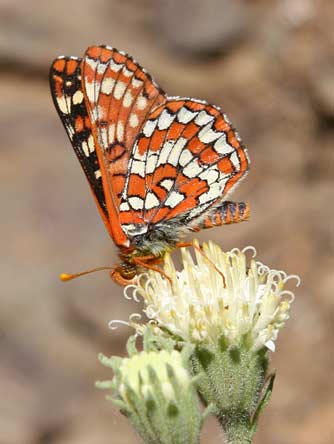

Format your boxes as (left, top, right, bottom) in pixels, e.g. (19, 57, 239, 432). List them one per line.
(110, 264, 137, 286)
(121, 266, 137, 280)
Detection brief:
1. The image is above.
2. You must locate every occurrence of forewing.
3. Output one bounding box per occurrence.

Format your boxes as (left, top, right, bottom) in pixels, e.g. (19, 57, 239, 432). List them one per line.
(49, 56, 112, 234)
(119, 99, 249, 235)
(81, 45, 167, 209)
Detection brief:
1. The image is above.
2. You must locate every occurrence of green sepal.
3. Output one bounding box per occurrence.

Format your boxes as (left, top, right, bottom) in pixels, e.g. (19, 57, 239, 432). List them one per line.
(126, 334, 138, 356)
(105, 396, 129, 414)
(98, 353, 122, 369)
(143, 324, 176, 352)
(250, 371, 276, 435)
(121, 381, 160, 443)
(95, 380, 113, 390)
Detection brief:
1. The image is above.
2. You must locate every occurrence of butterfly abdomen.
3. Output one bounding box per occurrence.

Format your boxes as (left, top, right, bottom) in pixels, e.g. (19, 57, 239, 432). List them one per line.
(197, 201, 250, 230)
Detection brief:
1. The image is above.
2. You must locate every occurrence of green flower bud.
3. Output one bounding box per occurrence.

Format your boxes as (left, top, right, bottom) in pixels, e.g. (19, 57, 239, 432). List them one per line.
(97, 346, 204, 444)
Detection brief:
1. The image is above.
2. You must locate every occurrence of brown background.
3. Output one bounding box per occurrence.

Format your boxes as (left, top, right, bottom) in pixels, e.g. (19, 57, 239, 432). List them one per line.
(0, 0, 333, 443)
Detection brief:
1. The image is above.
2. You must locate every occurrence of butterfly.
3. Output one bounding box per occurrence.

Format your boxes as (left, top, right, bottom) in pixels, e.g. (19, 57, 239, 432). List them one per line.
(50, 45, 250, 286)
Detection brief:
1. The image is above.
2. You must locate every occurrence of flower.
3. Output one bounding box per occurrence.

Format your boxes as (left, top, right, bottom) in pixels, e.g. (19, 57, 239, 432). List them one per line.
(128, 241, 299, 352)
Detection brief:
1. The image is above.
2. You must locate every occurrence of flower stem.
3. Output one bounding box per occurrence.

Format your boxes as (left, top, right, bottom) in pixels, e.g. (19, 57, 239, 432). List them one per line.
(219, 413, 253, 444)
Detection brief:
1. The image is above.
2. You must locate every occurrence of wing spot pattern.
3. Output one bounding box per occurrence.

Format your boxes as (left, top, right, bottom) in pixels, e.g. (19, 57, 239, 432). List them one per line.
(157, 140, 175, 166)
(214, 134, 234, 155)
(108, 124, 115, 144)
(143, 119, 157, 137)
(114, 81, 127, 100)
(136, 95, 147, 109)
(230, 151, 240, 169)
(117, 122, 124, 141)
(158, 109, 175, 130)
(179, 148, 193, 167)
(88, 134, 95, 152)
(82, 141, 89, 157)
(160, 178, 174, 191)
(129, 196, 144, 210)
(73, 90, 84, 104)
(100, 127, 108, 147)
(164, 191, 184, 208)
(109, 59, 123, 72)
(131, 160, 145, 177)
(194, 110, 214, 126)
(183, 160, 203, 178)
(123, 90, 134, 107)
(101, 77, 115, 94)
(123, 66, 133, 77)
(177, 107, 198, 124)
(198, 123, 221, 144)
(145, 192, 160, 210)
(57, 95, 72, 114)
(146, 153, 159, 174)
(168, 137, 187, 167)
(132, 77, 143, 88)
(120, 202, 130, 211)
(129, 113, 139, 128)
(86, 81, 98, 103)
(199, 168, 220, 185)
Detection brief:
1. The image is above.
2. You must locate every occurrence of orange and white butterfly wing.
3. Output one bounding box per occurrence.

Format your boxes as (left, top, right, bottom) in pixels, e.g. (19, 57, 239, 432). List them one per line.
(81, 45, 167, 246)
(119, 98, 249, 238)
(49, 56, 113, 237)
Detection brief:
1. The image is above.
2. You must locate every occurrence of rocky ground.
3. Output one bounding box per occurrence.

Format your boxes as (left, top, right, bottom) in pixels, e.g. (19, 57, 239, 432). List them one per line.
(0, 0, 333, 443)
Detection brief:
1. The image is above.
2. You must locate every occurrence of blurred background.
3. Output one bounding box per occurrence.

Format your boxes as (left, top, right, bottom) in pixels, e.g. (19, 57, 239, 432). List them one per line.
(0, 0, 333, 443)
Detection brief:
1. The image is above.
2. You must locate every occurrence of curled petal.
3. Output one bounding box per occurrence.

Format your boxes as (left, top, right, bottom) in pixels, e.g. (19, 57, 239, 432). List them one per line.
(283, 274, 301, 287)
(108, 319, 130, 330)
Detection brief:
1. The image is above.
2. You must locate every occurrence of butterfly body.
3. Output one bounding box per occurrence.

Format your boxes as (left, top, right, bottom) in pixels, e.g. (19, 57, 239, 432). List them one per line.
(50, 46, 250, 285)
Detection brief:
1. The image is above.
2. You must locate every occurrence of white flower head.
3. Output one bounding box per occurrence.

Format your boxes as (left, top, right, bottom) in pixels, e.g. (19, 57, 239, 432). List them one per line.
(128, 241, 299, 352)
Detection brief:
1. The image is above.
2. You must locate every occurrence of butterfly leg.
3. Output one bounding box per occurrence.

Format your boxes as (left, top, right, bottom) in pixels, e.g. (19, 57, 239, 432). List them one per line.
(132, 255, 173, 286)
(175, 241, 226, 287)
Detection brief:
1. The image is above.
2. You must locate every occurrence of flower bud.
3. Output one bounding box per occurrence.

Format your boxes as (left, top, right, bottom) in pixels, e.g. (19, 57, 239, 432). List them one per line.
(97, 347, 203, 444)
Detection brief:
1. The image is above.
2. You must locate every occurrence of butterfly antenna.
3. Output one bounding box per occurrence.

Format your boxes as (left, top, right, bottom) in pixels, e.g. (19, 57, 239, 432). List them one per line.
(60, 266, 114, 281)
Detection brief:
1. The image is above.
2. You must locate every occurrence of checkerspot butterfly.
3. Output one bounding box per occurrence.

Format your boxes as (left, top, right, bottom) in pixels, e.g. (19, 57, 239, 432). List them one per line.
(50, 45, 250, 285)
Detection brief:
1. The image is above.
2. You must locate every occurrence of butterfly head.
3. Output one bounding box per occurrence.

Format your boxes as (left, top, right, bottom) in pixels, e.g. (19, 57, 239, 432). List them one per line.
(110, 262, 137, 286)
